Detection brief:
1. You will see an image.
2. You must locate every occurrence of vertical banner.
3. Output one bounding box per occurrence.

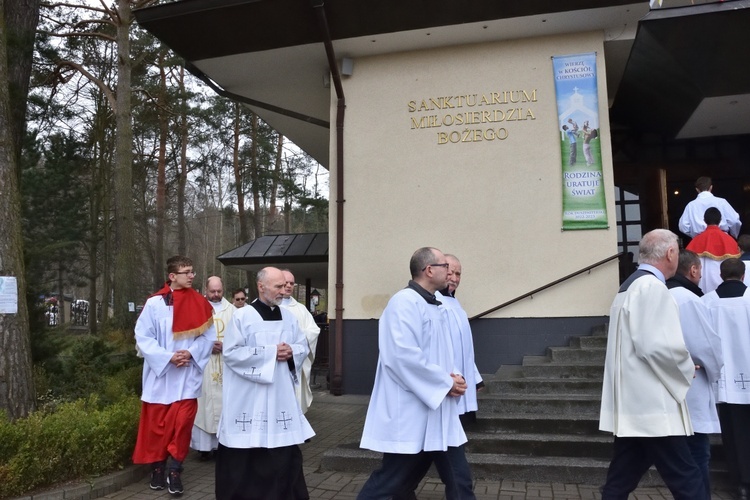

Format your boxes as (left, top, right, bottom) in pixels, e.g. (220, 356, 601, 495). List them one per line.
(552, 52, 608, 230)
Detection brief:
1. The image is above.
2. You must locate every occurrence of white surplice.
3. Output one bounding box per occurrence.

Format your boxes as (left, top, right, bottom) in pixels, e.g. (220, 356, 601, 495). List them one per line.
(281, 296, 321, 413)
(669, 287, 723, 433)
(135, 295, 217, 404)
(599, 273, 694, 437)
(436, 291, 482, 415)
(360, 288, 466, 454)
(678, 190, 742, 238)
(191, 297, 234, 451)
(217, 304, 314, 449)
(702, 287, 750, 405)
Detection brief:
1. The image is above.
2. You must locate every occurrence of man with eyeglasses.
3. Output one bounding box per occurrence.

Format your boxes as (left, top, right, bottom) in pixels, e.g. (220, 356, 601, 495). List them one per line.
(132, 256, 217, 496)
(358, 247, 474, 500)
(396, 254, 481, 500)
(232, 289, 247, 308)
(191, 276, 234, 461)
(280, 269, 320, 414)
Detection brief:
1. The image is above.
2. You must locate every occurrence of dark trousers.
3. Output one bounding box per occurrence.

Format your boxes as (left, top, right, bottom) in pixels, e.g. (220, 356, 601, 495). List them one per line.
(358, 447, 475, 500)
(601, 436, 707, 500)
(717, 403, 750, 488)
(686, 433, 711, 500)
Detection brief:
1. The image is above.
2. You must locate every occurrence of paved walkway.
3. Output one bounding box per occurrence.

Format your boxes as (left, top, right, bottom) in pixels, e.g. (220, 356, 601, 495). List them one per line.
(32, 391, 736, 500)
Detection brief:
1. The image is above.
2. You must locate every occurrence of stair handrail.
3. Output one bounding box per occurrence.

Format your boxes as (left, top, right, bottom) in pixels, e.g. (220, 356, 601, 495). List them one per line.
(469, 252, 625, 321)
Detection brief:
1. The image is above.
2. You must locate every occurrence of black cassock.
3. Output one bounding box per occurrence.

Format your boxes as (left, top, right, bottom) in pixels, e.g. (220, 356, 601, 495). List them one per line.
(214, 299, 309, 500)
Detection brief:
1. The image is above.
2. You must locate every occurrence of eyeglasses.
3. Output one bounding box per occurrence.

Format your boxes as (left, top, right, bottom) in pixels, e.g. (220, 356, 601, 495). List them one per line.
(422, 263, 449, 271)
(174, 271, 196, 277)
(234, 297, 247, 301)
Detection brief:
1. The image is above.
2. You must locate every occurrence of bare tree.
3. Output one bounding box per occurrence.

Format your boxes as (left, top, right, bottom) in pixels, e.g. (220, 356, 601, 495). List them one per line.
(42, 0, 157, 327)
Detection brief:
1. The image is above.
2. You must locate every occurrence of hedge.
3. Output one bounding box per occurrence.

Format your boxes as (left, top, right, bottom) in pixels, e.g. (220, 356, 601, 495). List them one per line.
(0, 394, 140, 498)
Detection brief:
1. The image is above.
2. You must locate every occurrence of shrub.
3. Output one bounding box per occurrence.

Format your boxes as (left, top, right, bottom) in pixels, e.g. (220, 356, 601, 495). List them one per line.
(0, 395, 141, 498)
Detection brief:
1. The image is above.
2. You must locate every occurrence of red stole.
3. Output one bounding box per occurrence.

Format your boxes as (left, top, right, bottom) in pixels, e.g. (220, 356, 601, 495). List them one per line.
(150, 283, 214, 340)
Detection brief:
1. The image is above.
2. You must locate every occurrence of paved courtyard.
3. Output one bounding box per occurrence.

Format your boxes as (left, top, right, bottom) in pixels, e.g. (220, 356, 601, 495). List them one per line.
(24, 391, 735, 500)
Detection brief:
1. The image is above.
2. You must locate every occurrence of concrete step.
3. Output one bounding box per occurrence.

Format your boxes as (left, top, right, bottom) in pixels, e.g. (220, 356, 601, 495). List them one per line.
(570, 335, 608, 349)
(486, 377, 602, 396)
(547, 346, 606, 364)
(478, 393, 601, 416)
(471, 413, 601, 435)
(465, 432, 613, 459)
(320, 446, 726, 487)
(465, 432, 727, 461)
(520, 356, 605, 379)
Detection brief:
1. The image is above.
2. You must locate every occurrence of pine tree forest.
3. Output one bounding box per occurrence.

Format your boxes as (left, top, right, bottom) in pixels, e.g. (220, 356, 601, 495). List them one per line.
(23, 0, 329, 333)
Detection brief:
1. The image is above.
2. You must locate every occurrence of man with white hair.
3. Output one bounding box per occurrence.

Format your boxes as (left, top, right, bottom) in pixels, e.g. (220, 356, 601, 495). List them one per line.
(599, 229, 704, 500)
(280, 269, 320, 413)
(191, 276, 233, 459)
(216, 267, 313, 499)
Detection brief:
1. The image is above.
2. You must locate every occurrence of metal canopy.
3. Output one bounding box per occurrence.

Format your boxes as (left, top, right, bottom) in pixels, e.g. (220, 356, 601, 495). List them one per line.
(217, 232, 329, 288)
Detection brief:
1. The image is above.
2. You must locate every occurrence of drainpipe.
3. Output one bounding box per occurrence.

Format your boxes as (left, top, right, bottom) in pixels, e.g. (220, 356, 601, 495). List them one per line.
(311, 0, 346, 395)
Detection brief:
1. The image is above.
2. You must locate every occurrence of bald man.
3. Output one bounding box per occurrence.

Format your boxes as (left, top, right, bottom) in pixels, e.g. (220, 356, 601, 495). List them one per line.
(191, 276, 234, 459)
(216, 267, 314, 499)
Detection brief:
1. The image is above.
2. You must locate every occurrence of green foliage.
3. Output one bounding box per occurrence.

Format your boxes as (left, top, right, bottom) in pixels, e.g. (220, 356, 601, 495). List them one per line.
(29, 323, 142, 407)
(0, 395, 141, 498)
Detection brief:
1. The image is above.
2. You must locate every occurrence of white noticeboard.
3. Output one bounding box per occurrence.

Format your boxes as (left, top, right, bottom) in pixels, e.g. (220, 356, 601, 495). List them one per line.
(0, 276, 18, 314)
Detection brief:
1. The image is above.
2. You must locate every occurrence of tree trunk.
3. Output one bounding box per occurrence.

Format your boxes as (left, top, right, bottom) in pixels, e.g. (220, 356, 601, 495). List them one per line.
(269, 135, 283, 229)
(154, 49, 168, 288)
(101, 153, 112, 324)
(112, 0, 137, 328)
(0, 0, 36, 418)
(5, 0, 40, 164)
(250, 112, 262, 237)
(232, 102, 249, 243)
(176, 65, 188, 256)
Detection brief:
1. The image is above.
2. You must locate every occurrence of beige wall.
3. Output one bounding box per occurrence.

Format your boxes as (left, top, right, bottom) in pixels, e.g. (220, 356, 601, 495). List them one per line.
(328, 31, 619, 320)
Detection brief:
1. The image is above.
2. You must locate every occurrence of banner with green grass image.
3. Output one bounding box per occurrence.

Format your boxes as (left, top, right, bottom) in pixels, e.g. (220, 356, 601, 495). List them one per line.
(553, 52, 608, 230)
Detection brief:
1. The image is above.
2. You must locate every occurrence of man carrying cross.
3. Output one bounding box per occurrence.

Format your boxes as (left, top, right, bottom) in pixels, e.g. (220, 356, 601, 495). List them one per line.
(702, 258, 750, 500)
(215, 266, 314, 499)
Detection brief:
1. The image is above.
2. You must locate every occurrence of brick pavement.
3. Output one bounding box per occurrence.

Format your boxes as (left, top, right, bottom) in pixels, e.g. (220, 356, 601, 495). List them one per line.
(21, 391, 737, 499)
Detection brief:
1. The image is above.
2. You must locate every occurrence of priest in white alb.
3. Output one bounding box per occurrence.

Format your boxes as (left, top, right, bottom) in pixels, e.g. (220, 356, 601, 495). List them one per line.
(599, 229, 705, 500)
(191, 276, 234, 459)
(215, 267, 313, 500)
(358, 247, 473, 500)
(438, 254, 483, 423)
(702, 258, 750, 500)
(666, 249, 724, 500)
(280, 269, 320, 413)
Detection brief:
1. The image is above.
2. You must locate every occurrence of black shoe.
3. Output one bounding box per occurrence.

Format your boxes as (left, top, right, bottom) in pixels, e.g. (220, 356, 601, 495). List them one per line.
(167, 469, 184, 496)
(149, 463, 166, 490)
(199, 451, 211, 461)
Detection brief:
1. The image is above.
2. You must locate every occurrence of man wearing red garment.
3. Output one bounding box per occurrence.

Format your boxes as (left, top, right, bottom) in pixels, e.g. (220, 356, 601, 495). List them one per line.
(686, 207, 741, 294)
(132, 255, 217, 496)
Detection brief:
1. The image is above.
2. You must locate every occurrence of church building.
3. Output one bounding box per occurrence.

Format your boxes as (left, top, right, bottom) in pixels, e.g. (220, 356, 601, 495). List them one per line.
(135, 0, 750, 394)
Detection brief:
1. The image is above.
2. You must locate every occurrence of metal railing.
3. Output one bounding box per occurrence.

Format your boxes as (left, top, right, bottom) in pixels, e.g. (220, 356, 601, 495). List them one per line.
(469, 252, 624, 321)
